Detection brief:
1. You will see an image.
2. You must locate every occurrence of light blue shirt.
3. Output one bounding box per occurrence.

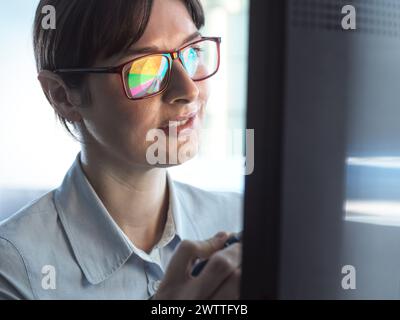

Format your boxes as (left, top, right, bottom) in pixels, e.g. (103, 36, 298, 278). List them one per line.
(0, 153, 243, 300)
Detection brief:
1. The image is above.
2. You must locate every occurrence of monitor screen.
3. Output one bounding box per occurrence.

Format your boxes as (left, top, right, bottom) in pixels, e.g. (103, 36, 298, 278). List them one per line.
(242, 0, 400, 299)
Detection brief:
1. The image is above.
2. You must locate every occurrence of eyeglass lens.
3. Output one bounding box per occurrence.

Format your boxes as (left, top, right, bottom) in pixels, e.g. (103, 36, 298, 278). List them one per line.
(124, 39, 219, 99)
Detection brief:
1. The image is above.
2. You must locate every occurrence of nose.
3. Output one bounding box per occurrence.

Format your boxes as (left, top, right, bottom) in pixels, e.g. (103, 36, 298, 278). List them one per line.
(162, 58, 200, 105)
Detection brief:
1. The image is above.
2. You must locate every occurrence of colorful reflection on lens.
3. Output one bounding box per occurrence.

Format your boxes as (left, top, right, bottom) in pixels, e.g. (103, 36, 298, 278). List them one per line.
(128, 55, 168, 98)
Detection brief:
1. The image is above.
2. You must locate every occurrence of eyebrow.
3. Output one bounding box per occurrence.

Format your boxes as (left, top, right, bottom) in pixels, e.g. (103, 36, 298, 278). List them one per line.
(124, 31, 202, 55)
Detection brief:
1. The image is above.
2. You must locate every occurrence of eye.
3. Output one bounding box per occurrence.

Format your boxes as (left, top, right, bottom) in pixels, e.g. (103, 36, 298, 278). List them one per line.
(190, 46, 204, 56)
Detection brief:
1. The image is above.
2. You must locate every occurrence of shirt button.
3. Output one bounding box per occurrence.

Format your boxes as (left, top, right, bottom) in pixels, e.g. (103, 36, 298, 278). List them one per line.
(153, 280, 161, 292)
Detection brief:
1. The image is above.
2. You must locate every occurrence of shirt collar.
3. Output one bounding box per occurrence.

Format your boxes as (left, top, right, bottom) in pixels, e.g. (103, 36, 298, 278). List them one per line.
(53, 152, 194, 284)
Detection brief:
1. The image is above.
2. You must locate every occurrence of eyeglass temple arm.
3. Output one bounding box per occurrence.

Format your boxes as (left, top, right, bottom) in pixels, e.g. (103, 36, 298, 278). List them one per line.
(53, 66, 121, 74)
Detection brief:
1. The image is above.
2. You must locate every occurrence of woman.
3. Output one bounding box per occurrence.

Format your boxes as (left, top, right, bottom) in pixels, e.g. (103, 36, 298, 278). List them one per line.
(0, 0, 242, 299)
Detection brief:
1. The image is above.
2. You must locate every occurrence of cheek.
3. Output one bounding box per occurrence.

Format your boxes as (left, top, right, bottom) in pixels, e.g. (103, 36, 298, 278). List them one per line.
(89, 75, 159, 126)
(84, 76, 162, 155)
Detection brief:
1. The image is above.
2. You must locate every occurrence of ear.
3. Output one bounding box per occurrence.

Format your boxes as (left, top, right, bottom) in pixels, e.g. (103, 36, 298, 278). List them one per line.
(37, 70, 83, 122)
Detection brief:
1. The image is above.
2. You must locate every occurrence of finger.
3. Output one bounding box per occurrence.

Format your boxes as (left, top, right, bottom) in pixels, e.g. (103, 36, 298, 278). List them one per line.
(197, 232, 230, 259)
(193, 243, 242, 296)
(209, 268, 241, 300)
(164, 232, 229, 282)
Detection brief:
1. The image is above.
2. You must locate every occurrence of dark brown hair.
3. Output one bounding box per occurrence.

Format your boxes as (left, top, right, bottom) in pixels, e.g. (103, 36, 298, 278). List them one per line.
(33, 0, 205, 141)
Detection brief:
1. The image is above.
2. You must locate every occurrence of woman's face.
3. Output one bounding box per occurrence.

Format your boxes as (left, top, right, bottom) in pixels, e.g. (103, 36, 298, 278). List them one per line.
(79, 0, 209, 168)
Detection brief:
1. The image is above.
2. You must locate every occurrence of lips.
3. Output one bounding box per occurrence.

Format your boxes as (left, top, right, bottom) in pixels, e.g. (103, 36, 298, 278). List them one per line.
(159, 112, 198, 135)
(160, 111, 198, 129)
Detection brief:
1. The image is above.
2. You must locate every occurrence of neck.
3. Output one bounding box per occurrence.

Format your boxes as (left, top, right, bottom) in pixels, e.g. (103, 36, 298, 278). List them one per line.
(79, 150, 169, 253)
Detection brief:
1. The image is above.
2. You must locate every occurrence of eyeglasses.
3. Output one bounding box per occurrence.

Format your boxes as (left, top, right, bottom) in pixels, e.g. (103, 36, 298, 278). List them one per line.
(54, 37, 221, 100)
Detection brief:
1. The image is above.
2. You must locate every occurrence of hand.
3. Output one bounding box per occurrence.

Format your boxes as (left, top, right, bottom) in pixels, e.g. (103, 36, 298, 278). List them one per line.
(153, 232, 242, 300)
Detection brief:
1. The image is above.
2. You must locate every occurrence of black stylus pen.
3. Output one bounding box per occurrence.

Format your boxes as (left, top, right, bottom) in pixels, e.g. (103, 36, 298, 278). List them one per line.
(191, 231, 242, 277)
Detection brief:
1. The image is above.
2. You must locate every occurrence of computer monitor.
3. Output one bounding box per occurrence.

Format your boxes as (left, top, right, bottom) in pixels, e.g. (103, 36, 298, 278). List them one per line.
(242, 0, 400, 299)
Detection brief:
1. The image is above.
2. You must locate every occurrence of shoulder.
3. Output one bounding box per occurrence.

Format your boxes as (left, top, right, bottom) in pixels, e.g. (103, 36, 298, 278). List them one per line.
(0, 190, 59, 300)
(171, 180, 243, 238)
(0, 190, 58, 242)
